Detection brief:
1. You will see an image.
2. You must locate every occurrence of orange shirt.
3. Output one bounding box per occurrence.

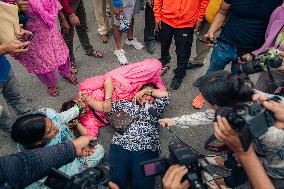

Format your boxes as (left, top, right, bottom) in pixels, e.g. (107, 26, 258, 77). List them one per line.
(154, 0, 209, 28)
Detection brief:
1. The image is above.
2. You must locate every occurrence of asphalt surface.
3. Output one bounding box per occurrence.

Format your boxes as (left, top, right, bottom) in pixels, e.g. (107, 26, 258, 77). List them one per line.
(0, 1, 252, 188)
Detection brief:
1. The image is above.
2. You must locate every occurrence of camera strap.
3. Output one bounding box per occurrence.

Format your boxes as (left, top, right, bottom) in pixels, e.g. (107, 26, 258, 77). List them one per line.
(204, 135, 231, 154)
(166, 127, 204, 157)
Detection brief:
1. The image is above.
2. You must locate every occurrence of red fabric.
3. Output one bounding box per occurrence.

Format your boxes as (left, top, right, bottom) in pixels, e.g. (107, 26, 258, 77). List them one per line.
(58, 0, 75, 15)
(154, 0, 209, 28)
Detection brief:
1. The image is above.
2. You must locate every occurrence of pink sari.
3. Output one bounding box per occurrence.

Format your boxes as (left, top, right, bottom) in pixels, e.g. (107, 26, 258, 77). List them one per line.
(79, 59, 165, 137)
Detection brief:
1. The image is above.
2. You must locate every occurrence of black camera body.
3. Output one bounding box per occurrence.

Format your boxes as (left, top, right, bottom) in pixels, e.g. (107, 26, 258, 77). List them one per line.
(215, 98, 278, 151)
(239, 48, 283, 74)
(141, 139, 205, 189)
(44, 163, 111, 189)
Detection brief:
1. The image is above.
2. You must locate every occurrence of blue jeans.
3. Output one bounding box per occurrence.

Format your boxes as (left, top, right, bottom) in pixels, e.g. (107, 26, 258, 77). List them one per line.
(206, 40, 239, 75)
(108, 144, 159, 189)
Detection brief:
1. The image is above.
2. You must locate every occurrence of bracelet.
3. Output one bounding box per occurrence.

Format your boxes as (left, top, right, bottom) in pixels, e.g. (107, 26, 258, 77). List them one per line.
(76, 104, 83, 114)
(105, 96, 112, 101)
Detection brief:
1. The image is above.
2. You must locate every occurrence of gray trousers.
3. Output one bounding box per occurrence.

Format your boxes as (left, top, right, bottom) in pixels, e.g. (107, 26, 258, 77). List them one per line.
(63, 0, 94, 64)
(0, 69, 32, 130)
(255, 70, 284, 94)
(192, 20, 211, 64)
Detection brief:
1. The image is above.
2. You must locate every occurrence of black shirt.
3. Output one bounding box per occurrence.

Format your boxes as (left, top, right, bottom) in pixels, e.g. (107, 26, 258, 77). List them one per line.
(219, 0, 282, 55)
(0, 142, 76, 189)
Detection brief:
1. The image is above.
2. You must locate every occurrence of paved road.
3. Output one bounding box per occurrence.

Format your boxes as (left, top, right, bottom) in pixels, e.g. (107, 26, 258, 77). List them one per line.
(0, 1, 251, 188)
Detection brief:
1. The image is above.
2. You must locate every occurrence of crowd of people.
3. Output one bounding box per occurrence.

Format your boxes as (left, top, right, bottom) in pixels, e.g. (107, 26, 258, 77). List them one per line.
(0, 0, 284, 189)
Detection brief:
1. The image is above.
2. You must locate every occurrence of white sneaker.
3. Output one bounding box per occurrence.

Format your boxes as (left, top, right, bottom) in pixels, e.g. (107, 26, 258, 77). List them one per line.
(125, 38, 144, 50)
(114, 49, 128, 65)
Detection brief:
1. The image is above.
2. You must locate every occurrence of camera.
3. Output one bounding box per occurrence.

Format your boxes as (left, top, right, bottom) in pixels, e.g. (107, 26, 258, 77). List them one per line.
(239, 48, 283, 74)
(141, 139, 206, 189)
(44, 163, 111, 189)
(215, 97, 280, 151)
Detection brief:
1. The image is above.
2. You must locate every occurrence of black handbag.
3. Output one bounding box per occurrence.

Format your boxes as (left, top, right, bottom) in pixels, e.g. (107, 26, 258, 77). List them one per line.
(91, 109, 136, 135)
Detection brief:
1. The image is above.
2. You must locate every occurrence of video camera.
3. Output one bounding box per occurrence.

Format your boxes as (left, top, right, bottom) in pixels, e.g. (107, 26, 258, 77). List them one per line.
(215, 96, 280, 151)
(44, 163, 111, 189)
(238, 48, 283, 74)
(141, 139, 209, 189)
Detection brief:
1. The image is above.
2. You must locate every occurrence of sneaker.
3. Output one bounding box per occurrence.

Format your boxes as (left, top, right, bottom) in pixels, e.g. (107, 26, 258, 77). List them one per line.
(114, 49, 128, 65)
(125, 38, 144, 50)
(170, 77, 182, 91)
(145, 41, 155, 54)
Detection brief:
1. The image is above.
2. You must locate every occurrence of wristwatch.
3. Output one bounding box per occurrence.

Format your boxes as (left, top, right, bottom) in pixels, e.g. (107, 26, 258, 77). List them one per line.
(105, 96, 112, 101)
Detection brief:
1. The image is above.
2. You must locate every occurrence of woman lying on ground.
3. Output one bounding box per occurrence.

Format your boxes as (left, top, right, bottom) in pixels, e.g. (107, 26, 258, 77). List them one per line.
(159, 71, 284, 188)
(11, 104, 104, 188)
(80, 82, 170, 189)
(62, 59, 165, 138)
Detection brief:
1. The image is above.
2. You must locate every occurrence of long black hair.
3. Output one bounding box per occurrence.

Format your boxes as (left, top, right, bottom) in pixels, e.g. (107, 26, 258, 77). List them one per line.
(199, 71, 254, 107)
(11, 114, 47, 148)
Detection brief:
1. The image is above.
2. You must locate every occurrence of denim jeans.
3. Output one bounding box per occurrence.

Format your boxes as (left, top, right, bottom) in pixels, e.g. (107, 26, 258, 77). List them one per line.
(0, 69, 32, 130)
(206, 40, 239, 75)
(108, 144, 159, 189)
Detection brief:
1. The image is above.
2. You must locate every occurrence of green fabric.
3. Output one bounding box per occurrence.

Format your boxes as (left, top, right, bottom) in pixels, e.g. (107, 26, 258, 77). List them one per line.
(70, 0, 81, 11)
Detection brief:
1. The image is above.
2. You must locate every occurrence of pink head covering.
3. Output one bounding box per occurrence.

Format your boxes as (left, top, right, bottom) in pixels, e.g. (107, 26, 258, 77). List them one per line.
(28, 0, 60, 28)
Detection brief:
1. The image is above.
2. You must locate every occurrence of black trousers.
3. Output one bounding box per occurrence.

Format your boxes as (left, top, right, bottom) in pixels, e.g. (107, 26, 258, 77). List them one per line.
(159, 22, 194, 80)
(144, 3, 159, 42)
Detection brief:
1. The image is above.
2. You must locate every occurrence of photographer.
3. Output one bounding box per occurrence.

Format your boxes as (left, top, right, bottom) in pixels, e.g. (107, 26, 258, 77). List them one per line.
(0, 136, 95, 188)
(214, 113, 280, 189)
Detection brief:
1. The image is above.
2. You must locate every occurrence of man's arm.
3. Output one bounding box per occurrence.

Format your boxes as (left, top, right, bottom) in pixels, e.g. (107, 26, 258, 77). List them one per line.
(153, 0, 163, 28)
(58, 0, 74, 15)
(0, 41, 30, 55)
(196, 0, 209, 22)
(0, 142, 76, 188)
(205, 1, 231, 39)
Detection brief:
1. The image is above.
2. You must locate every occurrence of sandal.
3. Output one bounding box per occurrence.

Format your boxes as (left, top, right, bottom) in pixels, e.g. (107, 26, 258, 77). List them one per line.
(64, 75, 78, 85)
(86, 49, 103, 58)
(161, 65, 170, 76)
(48, 87, 58, 97)
(71, 64, 78, 74)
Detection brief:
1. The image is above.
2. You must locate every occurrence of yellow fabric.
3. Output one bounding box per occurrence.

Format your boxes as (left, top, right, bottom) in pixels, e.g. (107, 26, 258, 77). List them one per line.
(0, 2, 20, 44)
(205, 0, 222, 24)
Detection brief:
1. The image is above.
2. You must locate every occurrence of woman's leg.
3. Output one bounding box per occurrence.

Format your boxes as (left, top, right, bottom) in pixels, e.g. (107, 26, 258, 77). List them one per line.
(108, 144, 131, 189)
(36, 71, 57, 88)
(58, 58, 72, 77)
(131, 150, 159, 189)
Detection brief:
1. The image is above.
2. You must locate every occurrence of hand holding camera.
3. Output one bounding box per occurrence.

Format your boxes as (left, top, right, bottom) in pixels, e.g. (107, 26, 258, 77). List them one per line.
(162, 165, 190, 189)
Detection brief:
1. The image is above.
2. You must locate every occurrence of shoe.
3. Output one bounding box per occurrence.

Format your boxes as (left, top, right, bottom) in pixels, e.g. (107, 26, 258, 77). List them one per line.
(205, 155, 232, 170)
(193, 76, 204, 88)
(114, 49, 128, 65)
(187, 61, 204, 70)
(125, 38, 144, 50)
(145, 41, 155, 54)
(101, 34, 108, 44)
(170, 77, 182, 91)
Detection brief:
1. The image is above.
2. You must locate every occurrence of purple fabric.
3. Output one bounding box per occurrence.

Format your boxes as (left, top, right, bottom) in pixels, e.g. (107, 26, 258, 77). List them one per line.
(252, 6, 284, 56)
(36, 61, 71, 88)
(28, 0, 59, 28)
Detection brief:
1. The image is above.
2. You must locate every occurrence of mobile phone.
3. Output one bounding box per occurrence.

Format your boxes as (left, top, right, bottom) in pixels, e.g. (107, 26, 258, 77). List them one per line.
(27, 31, 35, 41)
(23, 31, 35, 49)
(140, 158, 170, 177)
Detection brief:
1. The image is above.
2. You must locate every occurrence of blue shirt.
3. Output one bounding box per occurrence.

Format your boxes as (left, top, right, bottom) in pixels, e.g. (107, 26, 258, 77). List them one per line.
(0, 55, 11, 83)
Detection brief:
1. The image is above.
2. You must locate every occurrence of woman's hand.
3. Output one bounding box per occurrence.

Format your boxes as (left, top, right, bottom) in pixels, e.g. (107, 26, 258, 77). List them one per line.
(133, 89, 146, 104)
(60, 19, 70, 37)
(102, 100, 112, 113)
(159, 118, 176, 127)
(72, 136, 95, 157)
